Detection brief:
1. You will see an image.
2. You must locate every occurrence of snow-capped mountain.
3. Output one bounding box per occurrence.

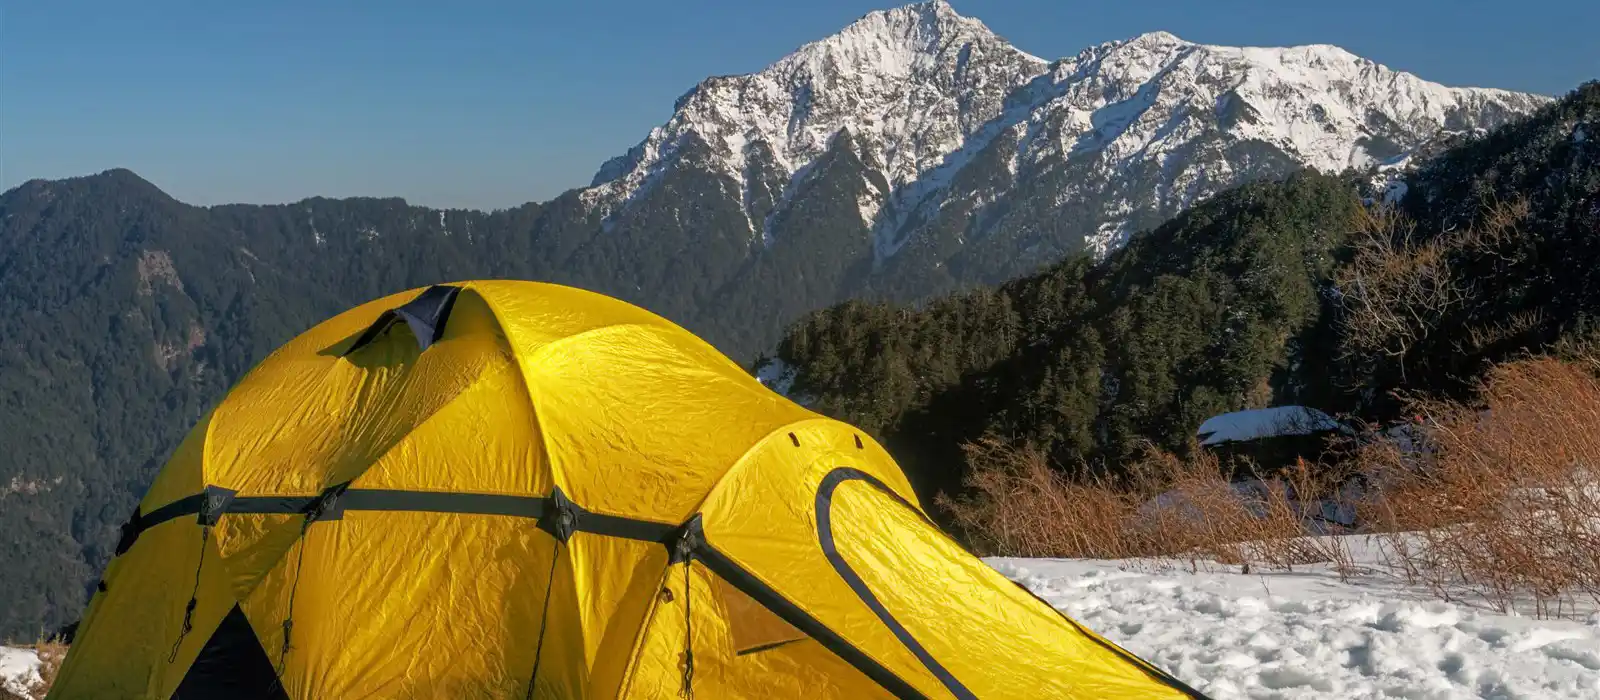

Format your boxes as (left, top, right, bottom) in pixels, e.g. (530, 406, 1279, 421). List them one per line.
(586, 0, 1547, 265)
(586, 0, 1045, 243)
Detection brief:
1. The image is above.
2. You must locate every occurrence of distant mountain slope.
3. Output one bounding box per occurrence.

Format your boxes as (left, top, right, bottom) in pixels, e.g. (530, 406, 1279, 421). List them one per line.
(766, 171, 1363, 500)
(0, 0, 1558, 640)
(762, 80, 1599, 505)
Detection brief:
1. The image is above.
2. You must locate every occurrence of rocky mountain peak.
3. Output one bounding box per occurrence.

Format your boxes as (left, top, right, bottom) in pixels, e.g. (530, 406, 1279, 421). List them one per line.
(584, 1, 1046, 234)
(585, 1, 1548, 273)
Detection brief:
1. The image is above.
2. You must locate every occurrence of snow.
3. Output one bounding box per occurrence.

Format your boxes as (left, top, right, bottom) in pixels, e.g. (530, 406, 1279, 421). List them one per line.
(0, 647, 41, 697)
(857, 177, 885, 226)
(991, 539, 1600, 698)
(307, 210, 324, 247)
(1086, 219, 1135, 260)
(1383, 180, 1409, 205)
(1378, 152, 1414, 171)
(1196, 406, 1347, 446)
(1141, 477, 1361, 531)
(8, 538, 1598, 698)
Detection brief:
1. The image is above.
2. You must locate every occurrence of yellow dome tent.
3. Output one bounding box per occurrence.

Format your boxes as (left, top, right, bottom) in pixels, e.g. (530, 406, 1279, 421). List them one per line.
(49, 281, 1205, 699)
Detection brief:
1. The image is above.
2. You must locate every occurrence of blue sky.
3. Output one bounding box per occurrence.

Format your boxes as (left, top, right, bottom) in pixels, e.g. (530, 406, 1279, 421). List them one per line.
(2, 0, 1594, 210)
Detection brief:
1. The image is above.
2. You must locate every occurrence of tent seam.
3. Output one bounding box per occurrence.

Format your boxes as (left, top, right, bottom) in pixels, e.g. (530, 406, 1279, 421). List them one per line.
(228, 291, 511, 605)
(470, 284, 601, 687)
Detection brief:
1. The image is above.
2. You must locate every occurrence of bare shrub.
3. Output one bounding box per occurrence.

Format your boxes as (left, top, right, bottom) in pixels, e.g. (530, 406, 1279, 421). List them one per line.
(941, 353, 1600, 619)
(1334, 197, 1531, 379)
(936, 437, 1138, 560)
(1335, 204, 1464, 376)
(30, 639, 64, 698)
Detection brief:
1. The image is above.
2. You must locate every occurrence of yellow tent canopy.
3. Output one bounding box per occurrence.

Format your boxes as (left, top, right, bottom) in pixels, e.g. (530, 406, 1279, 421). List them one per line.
(50, 281, 1205, 699)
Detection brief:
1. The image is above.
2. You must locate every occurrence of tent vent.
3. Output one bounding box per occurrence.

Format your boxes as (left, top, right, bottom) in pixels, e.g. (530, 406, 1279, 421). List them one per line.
(788, 433, 800, 447)
(343, 284, 463, 356)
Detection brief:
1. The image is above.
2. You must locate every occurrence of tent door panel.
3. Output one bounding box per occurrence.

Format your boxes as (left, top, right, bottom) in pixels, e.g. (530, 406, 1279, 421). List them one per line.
(171, 604, 289, 700)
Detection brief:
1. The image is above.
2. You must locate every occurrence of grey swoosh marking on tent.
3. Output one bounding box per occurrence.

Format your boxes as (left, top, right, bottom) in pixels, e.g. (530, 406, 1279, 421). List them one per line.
(815, 467, 977, 700)
(816, 467, 1212, 700)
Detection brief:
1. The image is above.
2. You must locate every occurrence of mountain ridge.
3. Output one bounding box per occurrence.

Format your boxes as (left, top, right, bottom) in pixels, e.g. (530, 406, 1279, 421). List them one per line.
(585, 2, 1548, 265)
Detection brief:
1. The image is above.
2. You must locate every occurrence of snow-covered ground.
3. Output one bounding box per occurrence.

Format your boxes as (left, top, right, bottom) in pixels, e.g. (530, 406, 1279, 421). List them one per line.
(0, 646, 41, 698)
(994, 537, 1600, 699)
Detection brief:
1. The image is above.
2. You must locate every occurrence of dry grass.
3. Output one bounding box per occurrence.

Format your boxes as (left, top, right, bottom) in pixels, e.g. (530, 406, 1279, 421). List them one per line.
(941, 354, 1600, 619)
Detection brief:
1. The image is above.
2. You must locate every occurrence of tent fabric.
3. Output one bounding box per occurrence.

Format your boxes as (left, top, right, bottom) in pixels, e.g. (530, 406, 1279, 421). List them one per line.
(50, 280, 1206, 699)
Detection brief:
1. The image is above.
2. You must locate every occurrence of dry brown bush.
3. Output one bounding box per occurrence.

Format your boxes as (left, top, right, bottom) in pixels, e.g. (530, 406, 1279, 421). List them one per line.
(941, 354, 1600, 619)
(936, 437, 1357, 576)
(1358, 355, 1600, 617)
(32, 640, 64, 698)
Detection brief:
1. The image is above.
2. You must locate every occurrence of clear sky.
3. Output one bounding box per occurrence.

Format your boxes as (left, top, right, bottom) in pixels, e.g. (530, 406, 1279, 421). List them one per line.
(2, 0, 1594, 210)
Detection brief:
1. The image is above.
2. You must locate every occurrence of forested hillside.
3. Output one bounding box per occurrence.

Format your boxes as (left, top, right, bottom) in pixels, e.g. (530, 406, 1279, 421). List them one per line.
(770, 81, 1600, 502)
(773, 173, 1360, 498)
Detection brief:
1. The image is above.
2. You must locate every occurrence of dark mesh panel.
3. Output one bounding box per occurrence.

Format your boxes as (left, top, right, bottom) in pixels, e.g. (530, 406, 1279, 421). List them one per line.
(171, 605, 288, 700)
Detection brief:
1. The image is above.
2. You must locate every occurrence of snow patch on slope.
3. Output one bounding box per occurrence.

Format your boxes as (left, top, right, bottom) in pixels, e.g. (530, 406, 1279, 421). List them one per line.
(1195, 405, 1347, 446)
(858, 178, 886, 225)
(1086, 220, 1134, 261)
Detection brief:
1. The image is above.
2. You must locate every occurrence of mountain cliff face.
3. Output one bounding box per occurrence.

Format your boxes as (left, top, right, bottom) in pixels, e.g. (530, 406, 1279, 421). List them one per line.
(0, 0, 1557, 639)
